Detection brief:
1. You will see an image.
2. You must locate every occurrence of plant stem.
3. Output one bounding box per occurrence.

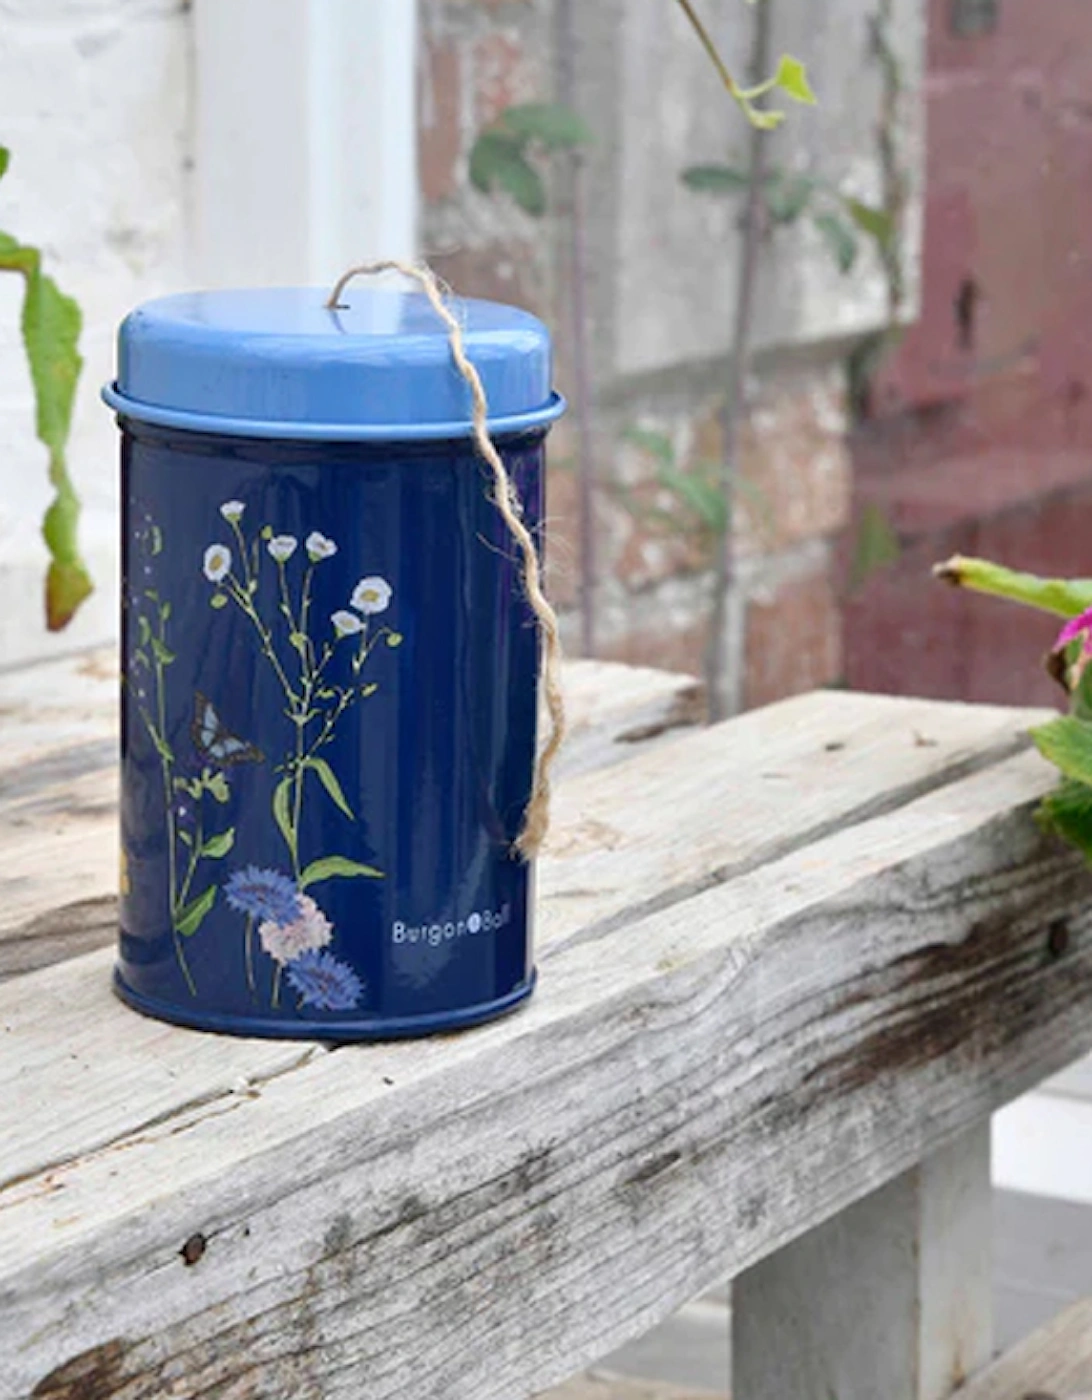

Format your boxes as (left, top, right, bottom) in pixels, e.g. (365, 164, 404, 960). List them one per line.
(556, 0, 597, 656)
(704, 0, 772, 722)
(674, 0, 742, 99)
(244, 914, 256, 995)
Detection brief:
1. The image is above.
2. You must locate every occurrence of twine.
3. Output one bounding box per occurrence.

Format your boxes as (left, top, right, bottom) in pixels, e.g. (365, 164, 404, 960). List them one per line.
(325, 261, 566, 860)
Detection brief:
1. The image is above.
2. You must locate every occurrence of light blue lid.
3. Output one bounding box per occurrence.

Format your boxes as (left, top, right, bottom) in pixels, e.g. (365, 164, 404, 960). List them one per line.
(102, 285, 564, 441)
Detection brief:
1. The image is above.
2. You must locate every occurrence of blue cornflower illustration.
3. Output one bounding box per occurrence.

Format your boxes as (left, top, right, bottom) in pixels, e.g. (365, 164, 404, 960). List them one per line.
(225, 866, 300, 925)
(286, 949, 364, 1012)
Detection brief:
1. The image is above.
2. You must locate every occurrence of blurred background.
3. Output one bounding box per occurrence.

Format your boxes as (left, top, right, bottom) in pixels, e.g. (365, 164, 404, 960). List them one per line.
(2, 0, 1091, 1391)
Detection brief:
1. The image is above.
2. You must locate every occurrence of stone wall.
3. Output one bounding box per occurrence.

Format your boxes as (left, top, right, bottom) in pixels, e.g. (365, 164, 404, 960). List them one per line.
(418, 0, 926, 710)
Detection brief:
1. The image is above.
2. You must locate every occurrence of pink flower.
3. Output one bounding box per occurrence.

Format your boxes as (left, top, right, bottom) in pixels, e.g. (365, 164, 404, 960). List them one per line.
(258, 894, 333, 965)
(1055, 607, 1092, 658)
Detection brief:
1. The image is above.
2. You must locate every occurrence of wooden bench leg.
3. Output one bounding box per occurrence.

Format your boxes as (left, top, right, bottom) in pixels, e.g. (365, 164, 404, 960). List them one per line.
(732, 1124, 993, 1400)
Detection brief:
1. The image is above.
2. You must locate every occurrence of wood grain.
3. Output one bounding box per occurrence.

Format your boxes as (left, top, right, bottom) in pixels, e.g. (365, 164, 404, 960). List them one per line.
(953, 1296, 1092, 1398)
(0, 650, 698, 980)
(3, 737, 1090, 1400)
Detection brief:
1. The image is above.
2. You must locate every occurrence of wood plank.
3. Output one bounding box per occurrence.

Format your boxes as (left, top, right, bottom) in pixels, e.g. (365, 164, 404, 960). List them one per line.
(0, 692, 1047, 1172)
(541, 1376, 723, 1400)
(733, 1126, 992, 1400)
(3, 743, 1091, 1400)
(954, 1296, 1092, 1399)
(0, 650, 700, 979)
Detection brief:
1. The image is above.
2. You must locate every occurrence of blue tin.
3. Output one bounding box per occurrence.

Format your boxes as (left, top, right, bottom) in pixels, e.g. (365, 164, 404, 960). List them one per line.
(104, 285, 563, 1039)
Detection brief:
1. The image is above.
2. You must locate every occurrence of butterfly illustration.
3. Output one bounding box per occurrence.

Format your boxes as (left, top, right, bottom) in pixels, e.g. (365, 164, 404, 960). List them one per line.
(191, 693, 263, 767)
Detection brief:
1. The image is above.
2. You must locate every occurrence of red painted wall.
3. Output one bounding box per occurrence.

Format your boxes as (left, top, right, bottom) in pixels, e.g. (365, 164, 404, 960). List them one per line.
(844, 0, 1092, 708)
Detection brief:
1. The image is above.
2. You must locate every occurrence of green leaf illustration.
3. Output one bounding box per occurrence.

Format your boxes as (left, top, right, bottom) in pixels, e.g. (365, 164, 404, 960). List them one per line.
(150, 636, 176, 666)
(179, 829, 193, 847)
(305, 757, 354, 820)
(1032, 716, 1092, 788)
(289, 631, 308, 655)
(207, 771, 230, 804)
(273, 776, 296, 863)
(150, 524, 163, 555)
(210, 592, 228, 609)
(813, 211, 858, 273)
(299, 855, 383, 890)
(138, 615, 152, 646)
(386, 632, 403, 648)
(1037, 778, 1092, 863)
(201, 827, 235, 860)
(175, 884, 217, 937)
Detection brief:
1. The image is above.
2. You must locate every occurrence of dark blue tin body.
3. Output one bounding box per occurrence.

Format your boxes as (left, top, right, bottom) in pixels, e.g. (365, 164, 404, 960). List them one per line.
(107, 286, 561, 1039)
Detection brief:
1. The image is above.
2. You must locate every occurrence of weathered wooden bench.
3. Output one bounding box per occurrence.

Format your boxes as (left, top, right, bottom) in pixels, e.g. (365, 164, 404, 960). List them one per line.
(3, 650, 1092, 1400)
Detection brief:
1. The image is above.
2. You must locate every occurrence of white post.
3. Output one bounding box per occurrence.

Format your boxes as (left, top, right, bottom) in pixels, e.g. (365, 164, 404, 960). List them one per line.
(732, 1125, 994, 1400)
(193, 0, 418, 288)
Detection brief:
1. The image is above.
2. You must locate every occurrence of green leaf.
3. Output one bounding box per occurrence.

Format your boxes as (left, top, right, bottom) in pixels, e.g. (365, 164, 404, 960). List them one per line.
(289, 631, 308, 655)
(657, 467, 727, 534)
(161, 600, 172, 622)
(138, 615, 152, 646)
(1, 244, 92, 631)
(386, 632, 403, 648)
(200, 827, 235, 860)
(774, 54, 817, 105)
(1032, 716, 1092, 788)
(179, 829, 193, 847)
(273, 776, 296, 862)
(151, 635, 176, 666)
(305, 757, 354, 820)
(174, 884, 217, 937)
(210, 592, 228, 609)
(150, 524, 163, 556)
(680, 163, 752, 195)
(745, 105, 785, 132)
(497, 102, 593, 149)
(1070, 650, 1092, 722)
(849, 502, 901, 590)
(299, 855, 383, 890)
(0, 148, 9, 182)
(1037, 778, 1092, 863)
(469, 130, 547, 215)
(813, 211, 858, 273)
(765, 172, 814, 225)
(622, 426, 676, 470)
(842, 197, 895, 247)
(150, 730, 174, 764)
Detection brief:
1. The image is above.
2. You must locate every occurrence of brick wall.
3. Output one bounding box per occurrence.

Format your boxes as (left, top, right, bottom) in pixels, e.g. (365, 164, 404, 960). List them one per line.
(416, 0, 902, 710)
(844, 0, 1092, 709)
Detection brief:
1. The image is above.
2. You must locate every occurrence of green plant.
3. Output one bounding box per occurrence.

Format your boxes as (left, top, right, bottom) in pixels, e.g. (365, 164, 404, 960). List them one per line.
(469, 102, 593, 216)
(0, 144, 91, 630)
(673, 0, 815, 129)
(934, 555, 1092, 862)
(681, 162, 893, 275)
(619, 426, 771, 561)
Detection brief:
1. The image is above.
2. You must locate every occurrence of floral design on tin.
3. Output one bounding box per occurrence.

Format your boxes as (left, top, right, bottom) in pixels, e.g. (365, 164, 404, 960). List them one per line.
(123, 498, 399, 1012)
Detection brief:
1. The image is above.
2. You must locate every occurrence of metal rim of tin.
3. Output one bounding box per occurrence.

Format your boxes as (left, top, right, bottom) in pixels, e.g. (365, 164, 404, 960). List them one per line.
(102, 381, 567, 442)
(113, 966, 537, 1041)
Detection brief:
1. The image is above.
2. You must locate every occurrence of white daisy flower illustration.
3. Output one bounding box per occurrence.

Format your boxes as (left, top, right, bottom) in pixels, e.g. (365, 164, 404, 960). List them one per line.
(332, 609, 364, 637)
(306, 531, 337, 562)
(350, 576, 392, 615)
(203, 544, 232, 582)
(267, 535, 298, 562)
